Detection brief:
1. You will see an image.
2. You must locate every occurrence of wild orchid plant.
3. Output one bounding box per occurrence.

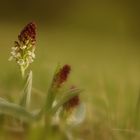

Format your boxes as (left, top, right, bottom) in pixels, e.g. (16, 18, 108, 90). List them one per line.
(0, 22, 85, 139)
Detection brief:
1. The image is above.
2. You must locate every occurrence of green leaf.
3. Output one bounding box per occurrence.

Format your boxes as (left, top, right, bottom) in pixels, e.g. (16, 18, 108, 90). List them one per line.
(0, 101, 34, 122)
(44, 88, 56, 113)
(44, 65, 61, 113)
(51, 88, 83, 114)
(20, 70, 32, 109)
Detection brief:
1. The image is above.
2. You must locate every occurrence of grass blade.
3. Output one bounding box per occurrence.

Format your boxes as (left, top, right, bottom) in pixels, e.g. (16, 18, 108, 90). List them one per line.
(0, 101, 34, 122)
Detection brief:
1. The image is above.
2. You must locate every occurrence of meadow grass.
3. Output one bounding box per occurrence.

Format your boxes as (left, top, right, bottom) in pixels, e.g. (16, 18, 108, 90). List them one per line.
(0, 22, 140, 139)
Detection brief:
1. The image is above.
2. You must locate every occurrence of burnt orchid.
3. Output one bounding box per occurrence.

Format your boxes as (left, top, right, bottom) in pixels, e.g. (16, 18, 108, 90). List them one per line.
(9, 22, 36, 77)
(0, 22, 85, 140)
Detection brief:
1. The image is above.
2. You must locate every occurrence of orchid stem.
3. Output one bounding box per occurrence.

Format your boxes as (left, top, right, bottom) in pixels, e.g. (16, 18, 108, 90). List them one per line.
(20, 66, 25, 79)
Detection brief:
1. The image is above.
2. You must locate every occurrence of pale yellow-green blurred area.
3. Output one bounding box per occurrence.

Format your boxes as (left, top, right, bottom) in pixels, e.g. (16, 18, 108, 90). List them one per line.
(0, 0, 140, 139)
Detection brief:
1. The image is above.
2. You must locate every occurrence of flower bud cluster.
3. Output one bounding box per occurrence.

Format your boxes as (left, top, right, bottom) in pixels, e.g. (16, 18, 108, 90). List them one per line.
(52, 65, 71, 88)
(9, 22, 36, 70)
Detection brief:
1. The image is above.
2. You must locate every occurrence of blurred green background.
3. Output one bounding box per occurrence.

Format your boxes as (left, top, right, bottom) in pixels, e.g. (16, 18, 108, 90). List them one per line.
(0, 0, 140, 139)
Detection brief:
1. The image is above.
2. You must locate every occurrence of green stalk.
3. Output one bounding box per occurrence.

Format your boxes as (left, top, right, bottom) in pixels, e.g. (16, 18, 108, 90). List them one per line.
(20, 71, 32, 109)
(20, 66, 25, 79)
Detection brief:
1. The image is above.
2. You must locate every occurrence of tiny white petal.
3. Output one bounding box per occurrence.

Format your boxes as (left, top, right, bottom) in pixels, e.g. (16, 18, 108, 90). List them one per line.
(20, 45, 26, 49)
(28, 51, 35, 59)
(31, 53, 35, 58)
(17, 59, 25, 65)
(27, 51, 35, 58)
(11, 51, 16, 56)
(27, 56, 34, 63)
(27, 51, 32, 55)
(11, 47, 18, 50)
(15, 53, 21, 58)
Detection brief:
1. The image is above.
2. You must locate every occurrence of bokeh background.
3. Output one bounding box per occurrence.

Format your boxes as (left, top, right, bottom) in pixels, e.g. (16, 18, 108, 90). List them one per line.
(0, 0, 140, 139)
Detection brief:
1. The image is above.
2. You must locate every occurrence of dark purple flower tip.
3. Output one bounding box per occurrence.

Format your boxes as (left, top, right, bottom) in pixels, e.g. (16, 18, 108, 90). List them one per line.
(18, 22, 36, 46)
(59, 65, 71, 83)
(64, 95, 80, 110)
(53, 64, 71, 88)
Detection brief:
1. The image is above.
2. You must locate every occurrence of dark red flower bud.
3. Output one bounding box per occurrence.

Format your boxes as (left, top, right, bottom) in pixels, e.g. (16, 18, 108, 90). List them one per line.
(64, 95, 80, 110)
(18, 22, 36, 46)
(53, 65, 71, 88)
